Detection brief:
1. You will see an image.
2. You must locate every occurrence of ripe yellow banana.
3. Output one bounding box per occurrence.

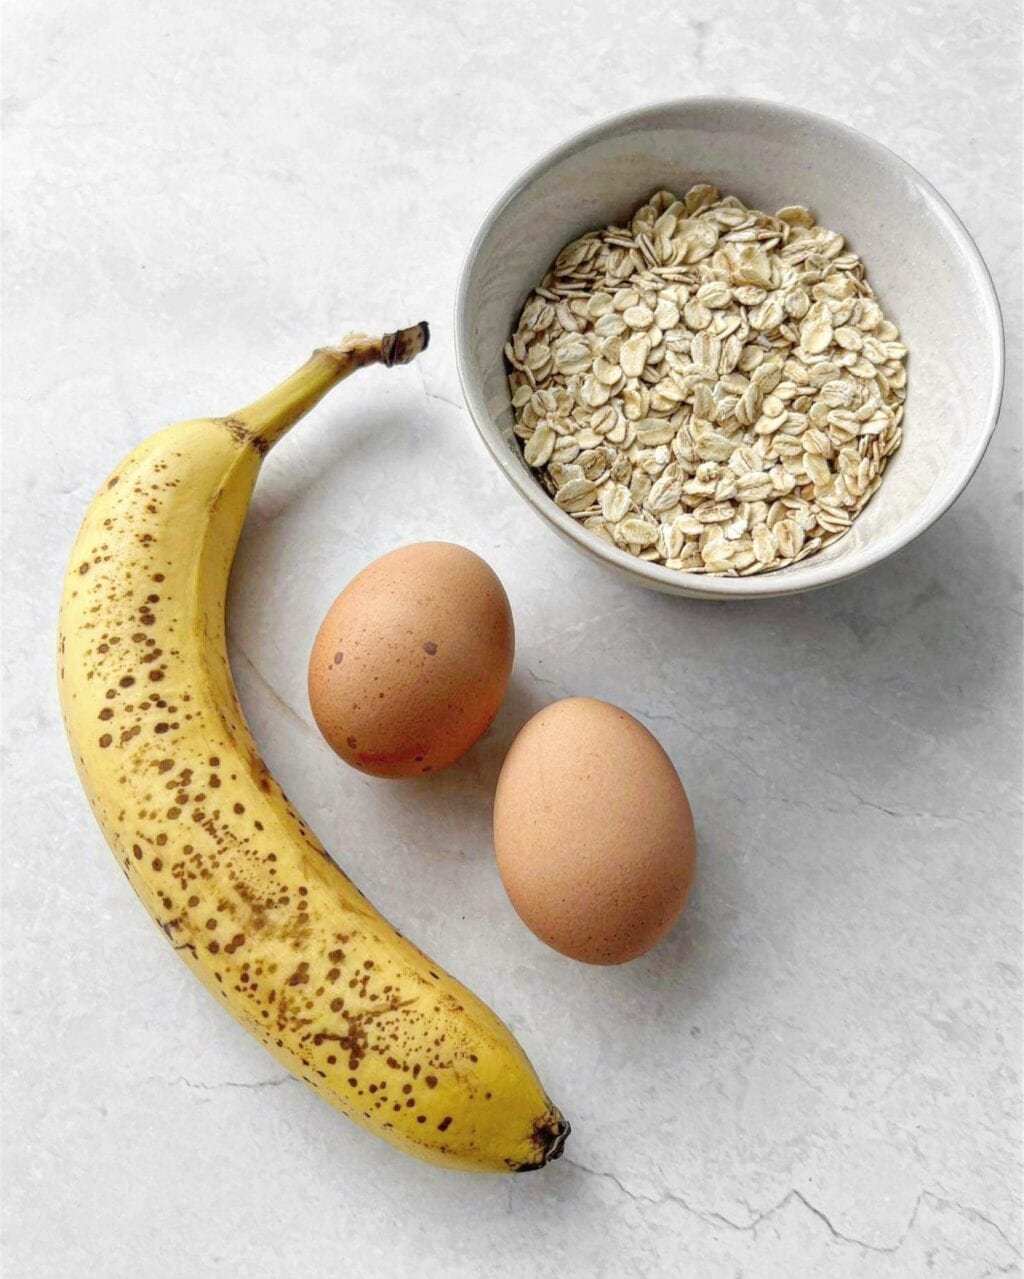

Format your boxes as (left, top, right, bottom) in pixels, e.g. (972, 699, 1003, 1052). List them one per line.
(58, 325, 568, 1172)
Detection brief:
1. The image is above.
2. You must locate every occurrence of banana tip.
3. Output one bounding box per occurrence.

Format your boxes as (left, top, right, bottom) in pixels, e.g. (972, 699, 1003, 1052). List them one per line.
(513, 1113, 571, 1173)
(382, 321, 430, 367)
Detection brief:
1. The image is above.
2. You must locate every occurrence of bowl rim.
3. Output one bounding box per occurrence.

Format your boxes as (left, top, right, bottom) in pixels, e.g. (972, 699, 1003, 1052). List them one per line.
(454, 95, 1006, 598)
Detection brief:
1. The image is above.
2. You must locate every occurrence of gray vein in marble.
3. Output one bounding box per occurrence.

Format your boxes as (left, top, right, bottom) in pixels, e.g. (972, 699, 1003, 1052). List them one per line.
(230, 643, 320, 741)
(158, 1075, 293, 1093)
(416, 360, 466, 414)
(565, 1158, 1020, 1260)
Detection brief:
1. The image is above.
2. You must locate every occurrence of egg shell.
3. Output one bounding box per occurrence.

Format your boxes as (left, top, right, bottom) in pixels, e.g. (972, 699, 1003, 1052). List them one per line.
(493, 697, 695, 964)
(308, 542, 514, 778)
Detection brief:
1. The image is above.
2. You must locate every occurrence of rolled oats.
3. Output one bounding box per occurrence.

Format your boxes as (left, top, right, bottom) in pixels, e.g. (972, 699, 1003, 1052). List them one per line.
(507, 186, 907, 575)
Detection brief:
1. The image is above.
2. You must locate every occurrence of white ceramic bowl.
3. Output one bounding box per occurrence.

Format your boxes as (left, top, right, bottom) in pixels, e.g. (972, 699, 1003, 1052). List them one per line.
(455, 98, 1004, 599)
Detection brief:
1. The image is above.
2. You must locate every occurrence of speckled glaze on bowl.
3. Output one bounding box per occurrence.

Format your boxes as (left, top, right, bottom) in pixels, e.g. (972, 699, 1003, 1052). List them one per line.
(455, 97, 1004, 599)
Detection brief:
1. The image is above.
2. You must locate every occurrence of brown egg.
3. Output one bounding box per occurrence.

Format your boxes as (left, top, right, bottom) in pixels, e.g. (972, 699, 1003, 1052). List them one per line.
(308, 543, 514, 778)
(493, 697, 695, 964)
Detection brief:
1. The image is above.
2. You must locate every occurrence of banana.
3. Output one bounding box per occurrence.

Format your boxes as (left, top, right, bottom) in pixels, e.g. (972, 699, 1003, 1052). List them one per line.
(57, 325, 568, 1173)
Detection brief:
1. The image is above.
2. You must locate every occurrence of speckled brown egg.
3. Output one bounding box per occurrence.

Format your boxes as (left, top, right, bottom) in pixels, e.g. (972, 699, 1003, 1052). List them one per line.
(308, 542, 514, 778)
(493, 697, 695, 964)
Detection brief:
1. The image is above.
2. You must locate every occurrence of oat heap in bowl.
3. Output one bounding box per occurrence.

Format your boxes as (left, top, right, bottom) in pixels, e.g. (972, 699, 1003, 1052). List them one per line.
(505, 186, 907, 576)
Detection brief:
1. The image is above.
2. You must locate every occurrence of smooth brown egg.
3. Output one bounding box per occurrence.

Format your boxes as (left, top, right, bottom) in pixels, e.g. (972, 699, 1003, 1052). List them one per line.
(308, 542, 514, 778)
(493, 697, 695, 964)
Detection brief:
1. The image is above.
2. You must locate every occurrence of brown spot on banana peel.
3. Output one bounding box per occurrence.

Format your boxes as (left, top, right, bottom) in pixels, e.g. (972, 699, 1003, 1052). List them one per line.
(223, 416, 267, 455)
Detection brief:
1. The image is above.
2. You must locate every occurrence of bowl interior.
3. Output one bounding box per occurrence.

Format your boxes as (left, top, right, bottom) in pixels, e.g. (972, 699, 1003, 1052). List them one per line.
(456, 99, 1003, 597)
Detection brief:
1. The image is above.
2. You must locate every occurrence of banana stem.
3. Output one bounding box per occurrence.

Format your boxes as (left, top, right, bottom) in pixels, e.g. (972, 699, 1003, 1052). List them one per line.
(224, 322, 430, 453)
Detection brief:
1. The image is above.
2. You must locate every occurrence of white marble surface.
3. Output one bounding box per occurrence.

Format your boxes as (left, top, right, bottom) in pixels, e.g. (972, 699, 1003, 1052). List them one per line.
(3, 2, 1021, 1275)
